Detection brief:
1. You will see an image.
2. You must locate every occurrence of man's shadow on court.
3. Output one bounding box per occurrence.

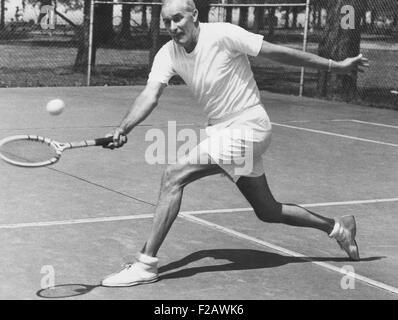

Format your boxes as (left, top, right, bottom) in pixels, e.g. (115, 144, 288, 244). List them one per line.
(158, 249, 384, 280)
(36, 249, 384, 298)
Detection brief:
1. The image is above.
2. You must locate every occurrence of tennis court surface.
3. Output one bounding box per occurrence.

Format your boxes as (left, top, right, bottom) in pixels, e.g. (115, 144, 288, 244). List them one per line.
(0, 86, 397, 300)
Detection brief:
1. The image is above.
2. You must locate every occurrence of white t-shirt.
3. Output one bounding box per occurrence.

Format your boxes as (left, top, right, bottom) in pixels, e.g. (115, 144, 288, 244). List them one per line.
(148, 22, 264, 121)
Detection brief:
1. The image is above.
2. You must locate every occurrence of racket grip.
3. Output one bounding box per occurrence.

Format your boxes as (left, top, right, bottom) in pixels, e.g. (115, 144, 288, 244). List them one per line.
(94, 136, 114, 146)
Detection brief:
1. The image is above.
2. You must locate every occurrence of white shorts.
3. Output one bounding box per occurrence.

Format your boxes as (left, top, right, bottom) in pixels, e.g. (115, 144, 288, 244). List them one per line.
(187, 105, 272, 183)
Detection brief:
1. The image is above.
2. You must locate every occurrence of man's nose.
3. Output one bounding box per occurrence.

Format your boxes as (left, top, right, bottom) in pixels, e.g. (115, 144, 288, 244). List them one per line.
(170, 20, 178, 32)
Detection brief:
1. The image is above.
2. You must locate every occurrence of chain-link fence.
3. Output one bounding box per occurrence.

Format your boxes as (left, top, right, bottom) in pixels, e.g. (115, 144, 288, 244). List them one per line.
(304, 0, 398, 109)
(0, 0, 85, 86)
(0, 1, 397, 109)
(90, 1, 310, 90)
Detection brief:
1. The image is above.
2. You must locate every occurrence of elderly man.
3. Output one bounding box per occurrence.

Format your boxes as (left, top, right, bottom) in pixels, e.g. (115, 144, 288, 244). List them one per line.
(101, 0, 368, 287)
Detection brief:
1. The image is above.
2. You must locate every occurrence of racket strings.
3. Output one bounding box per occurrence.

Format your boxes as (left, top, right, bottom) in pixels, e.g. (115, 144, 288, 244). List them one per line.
(0, 139, 58, 165)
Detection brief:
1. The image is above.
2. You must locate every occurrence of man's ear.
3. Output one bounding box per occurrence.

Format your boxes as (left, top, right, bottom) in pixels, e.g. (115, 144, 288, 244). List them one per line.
(192, 9, 199, 22)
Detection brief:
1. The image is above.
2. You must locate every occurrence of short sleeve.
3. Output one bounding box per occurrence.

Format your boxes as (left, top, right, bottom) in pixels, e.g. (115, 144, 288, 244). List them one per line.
(220, 23, 264, 57)
(147, 42, 177, 85)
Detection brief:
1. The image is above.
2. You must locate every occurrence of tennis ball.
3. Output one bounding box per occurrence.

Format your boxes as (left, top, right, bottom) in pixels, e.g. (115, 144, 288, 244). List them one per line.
(46, 99, 65, 116)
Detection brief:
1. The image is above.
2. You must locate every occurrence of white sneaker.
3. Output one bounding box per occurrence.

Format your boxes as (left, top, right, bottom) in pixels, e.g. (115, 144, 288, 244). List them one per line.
(101, 253, 159, 287)
(329, 215, 360, 261)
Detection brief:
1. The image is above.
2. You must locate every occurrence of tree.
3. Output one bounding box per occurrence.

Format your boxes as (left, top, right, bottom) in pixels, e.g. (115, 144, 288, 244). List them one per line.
(367, 0, 396, 32)
(317, 0, 364, 102)
(239, 0, 266, 30)
(267, 8, 276, 36)
(278, 0, 307, 29)
(72, 0, 118, 71)
(254, 0, 307, 31)
(141, 0, 148, 29)
(370, 0, 398, 30)
(118, 1, 133, 41)
(195, 0, 209, 22)
(284, 7, 290, 29)
(149, 2, 161, 67)
(359, 0, 367, 31)
(94, 0, 115, 46)
(26, 0, 83, 27)
(225, 0, 232, 23)
(0, 0, 6, 30)
(291, 6, 298, 29)
(74, 0, 92, 71)
(254, 6, 265, 31)
(238, 6, 248, 28)
(26, 0, 83, 11)
(311, 0, 328, 28)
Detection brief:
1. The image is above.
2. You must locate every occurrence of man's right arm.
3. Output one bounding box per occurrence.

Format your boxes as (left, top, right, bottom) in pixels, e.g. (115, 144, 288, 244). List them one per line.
(106, 81, 167, 148)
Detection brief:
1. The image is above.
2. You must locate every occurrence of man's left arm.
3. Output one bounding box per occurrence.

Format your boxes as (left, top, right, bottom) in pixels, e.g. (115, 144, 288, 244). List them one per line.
(258, 41, 369, 74)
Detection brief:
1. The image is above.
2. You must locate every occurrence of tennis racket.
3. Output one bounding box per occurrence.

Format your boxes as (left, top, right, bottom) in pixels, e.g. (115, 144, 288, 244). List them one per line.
(0, 135, 114, 168)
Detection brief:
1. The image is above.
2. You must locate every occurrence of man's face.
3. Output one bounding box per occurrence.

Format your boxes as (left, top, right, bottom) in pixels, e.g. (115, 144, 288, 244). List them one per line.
(162, 2, 198, 47)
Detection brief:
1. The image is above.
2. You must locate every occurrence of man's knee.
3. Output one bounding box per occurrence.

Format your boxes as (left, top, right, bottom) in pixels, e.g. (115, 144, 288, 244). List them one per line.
(161, 163, 190, 193)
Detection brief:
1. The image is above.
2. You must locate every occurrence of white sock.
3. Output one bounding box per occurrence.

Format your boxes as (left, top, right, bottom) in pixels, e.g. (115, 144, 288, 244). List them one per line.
(137, 252, 159, 267)
(329, 221, 341, 238)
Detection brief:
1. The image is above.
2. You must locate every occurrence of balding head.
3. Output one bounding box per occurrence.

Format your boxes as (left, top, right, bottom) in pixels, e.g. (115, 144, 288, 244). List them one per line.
(162, 0, 196, 13)
(161, 0, 200, 52)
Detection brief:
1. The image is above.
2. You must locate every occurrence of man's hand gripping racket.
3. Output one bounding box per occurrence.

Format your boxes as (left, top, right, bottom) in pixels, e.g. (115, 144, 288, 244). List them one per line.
(102, 127, 128, 150)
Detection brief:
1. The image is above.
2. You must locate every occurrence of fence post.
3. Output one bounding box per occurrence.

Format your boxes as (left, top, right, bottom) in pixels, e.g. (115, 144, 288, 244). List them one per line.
(299, 0, 311, 97)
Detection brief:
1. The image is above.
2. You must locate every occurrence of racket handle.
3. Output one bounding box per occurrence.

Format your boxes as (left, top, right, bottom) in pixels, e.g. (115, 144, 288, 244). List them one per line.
(94, 136, 114, 146)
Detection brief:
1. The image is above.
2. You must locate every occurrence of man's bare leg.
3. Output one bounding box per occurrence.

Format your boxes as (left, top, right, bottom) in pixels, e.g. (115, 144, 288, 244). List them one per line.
(101, 160, 224, 286)
(236, 174, 359, 260)
(142, 161, 224, 257)
(236, 174, 335, 234)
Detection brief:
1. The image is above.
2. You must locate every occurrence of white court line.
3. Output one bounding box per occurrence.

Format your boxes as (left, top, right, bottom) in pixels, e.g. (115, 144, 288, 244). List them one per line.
(349, 120, 398, 130)
(272, 122, 398, 147)
(281, 120, 312, 123)
(331, 119, 398, 129)
(2, 198, 398, 295)
(184, 197, 398, 215)
(1, 197, 397, 230)
(301, 198, 398, 207)
(179, 213, 398, 296)
(0, 213, 153, 229)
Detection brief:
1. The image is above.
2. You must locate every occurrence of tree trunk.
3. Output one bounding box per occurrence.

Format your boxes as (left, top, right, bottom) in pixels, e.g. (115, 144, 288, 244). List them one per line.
(196, 0, 209, 23)
(268, 8, 276, 37)
(94, 0, 115, 46)
(370, 9, 377, 32)
(149, 4, 161, 68)
(239, 7, 248, 29)
(226, 7, 232, 23)
(360, 0, 367, 32)
(0, 0, 5, 30)
(317, 0, 362, 102)
(74, 0, 95, 72)
(317, 7, 322, 28)
(311, 5, 315, 29)
(254, 7, 265, 31)
(393, 12, 398, 28)
(292, 7, 298, 29)
(142, 5, 148, 29)
(118, 4, 132, 40)
(285, 7, 290, 29)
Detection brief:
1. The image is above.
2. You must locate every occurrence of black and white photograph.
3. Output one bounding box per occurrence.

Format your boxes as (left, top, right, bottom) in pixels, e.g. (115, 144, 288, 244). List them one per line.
(0, 0, 397, 304)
